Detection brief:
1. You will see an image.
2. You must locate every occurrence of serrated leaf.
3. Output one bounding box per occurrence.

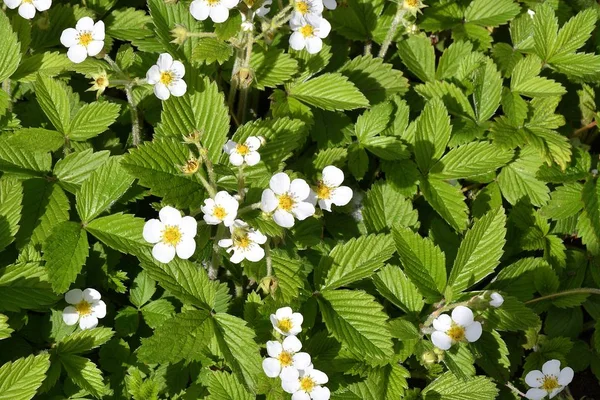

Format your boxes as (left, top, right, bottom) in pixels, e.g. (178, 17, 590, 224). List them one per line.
(53, 149, 111, 194)
(288, 73, 369, 111)
(130, 271, 156, 308)
(363, 181, 418, 233)
(0, 354, 50, 400)
(105, 7, 152, 41)
(471, 330, 511, 381)
(327, 0, 384, 41)
(10, 51, 71, 83)
(511, 56, 565, 98)
(0, 136, 52, 177)
(348, 144, 369, 181)
(43, 221, 89, 293)
(0, 10, 21, 82)
(464, 0, 520, 27)
(415, 80, 476, 121)
(207, 371, 253, 400)
(472, 57, 502, 122)
(69, 102, 121, 141)
(192, 38, 233, 65)
(85, 213, 147, 255)
(429, 141, 513, 179)
(56, 327, 114, 354)
(141, 298, 175, 329)
(422, 372, 498, 400)
(270, 249, 305, 303)
(251, 47, 298, 89)
(373, 265, 424, 314)
(0, 262, 60, 312)
(415, 98, 451, 173)
(355, 102, 392, 142)
(0, 178, 23, 252)
(540, 183, 583, 220)
(532, 4, 558, 62)
(35, 75, 71, 134)
(5, 128, 64, 153)
(147, 0, 199, 61)
(498, 147, 550, 207)
(582, 178, 600, 244)
(483, 296, 540, 331)
(60, 354, 110, 398)
(552, 8, 597, 58)
(421, 177, 469, 232)
(397, 34, 435, 83)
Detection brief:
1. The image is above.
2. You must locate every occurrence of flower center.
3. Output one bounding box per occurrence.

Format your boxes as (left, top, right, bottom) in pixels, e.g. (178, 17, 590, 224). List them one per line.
(96, 77, 107, 86)
(181, 159, 199, 174)
(236, 144, 250, 155)
(277, 318, 293, 333)
(316, 183, 331, 199)
(162, 226, 182, 246)
(300, 25, 314, 38)
(75, 300, 93, 316)
(78, 32, 93, 47)
(160, 71, 174, 85)
(447, 325, 465, 342)
(207, 0, 220, 5)
(296, 1, 309, 13)
(234, 235, 251, 249)
(541, 376, 560, 391)
(300, 376, 316, 392)
(278, 194, 295, 211)
(213, 206, 227, 220)
(23, 0, 33, 3)
(404, 0, 418, 7)
(278, 351, 294, 367)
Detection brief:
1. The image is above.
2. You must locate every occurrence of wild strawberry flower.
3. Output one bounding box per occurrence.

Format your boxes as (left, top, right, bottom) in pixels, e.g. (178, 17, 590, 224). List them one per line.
(4, 0, 51, 20)
(223, 136, 262, 166)
(282, 365, 330, 400)
(290, 0, 324, 26)
(190, 0, 240, 23)
(143, 206, 197, 264)
(218, 219, 267, 263)
(402, 0, 426, 14)
(525, 360, 574, 400)
(146, 53, 187, 101)
(201, 191, 239, 227)
(263, 335, 312, 381)
(270, 307, 303, 336)
(62, 288, 107, 330)
(289, 17, 331, 55)
(60, 17, 105, 64)
(431, 306, 482, 350)
(261, 173, 315, 228)
(308, 165, 353, 212)
(489, 292, 504, 308)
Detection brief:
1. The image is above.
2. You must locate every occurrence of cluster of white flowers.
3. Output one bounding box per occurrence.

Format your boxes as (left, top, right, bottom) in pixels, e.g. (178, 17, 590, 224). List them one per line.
(288, 0, 333, 54)
(62, 288, 106, 330)
(264, 307, 330, 400)
(524, 360, 574, 400)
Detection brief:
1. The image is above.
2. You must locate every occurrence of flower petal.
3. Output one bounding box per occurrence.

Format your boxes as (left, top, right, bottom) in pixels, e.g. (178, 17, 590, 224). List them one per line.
(154, 83, 171, 100)
(245, 244, 265, 262)
(558, 367, 574, 386)
(330, 186, 353, 207)
(262, 358, 282, 378)
(318, 199, 332, 212)
(190, 0, 210, 20)
(261, 189, 278, 212)
(266, 340, 283, 357)
(65, 289, 84, 304)
(179, 216, 198, 237)
(18, 3, 36, 19)
(67, 45, 88, 63)
(525, 388, 547, 400)
(275, 307, 293, 319)
(245, 136, 261, 150)
(86, 40, 104, 56)
(4, 0, 21, 10)
(489, 292, 504, 308)
(249, 230, 267, 244)
(270, 173, 291, 194)
(169, 79, 187, 97)
(60, 28, 79, 47)
(290, 178, 310, 201)
(210, 5, 229, 23)
(79, 315, 98, 330)
(305, 36, 323, 54)
(273, 209, 295, 228)
(432, 314, 452, 332)
(549, 387, 564, 399)
(146, 65, 161, 84)
(76, 16, 95, 32)
(157, 53, 174, 71)
(171, 60, 185, 78)
(63, 306, 80, 325)
(311, 386, 331, 400)
(244, 151, 260, 166)
(290, 313, 303, 332)
(525, 370, 544, 388)
(451, 306, 474, 327)
(33, 0, 52, 11)
(152, 242, 176, 263)
(230, 249, 245, 263)
(289, 31, 306, 50)
(280, 366, 300, 382)
(323, 0, 336, 9)
(223, 140, 237, 154)
(222, 0, 239, 8)
(293, 352, 311, 370)
(292, 392, 311, 400)
(309, 368, 328, 385)
(316, 17, 331, 38)
(283, 335, 302, 353)
(92, 21, 105, 40)
(431, 331, 452, 350)
(322, 165, 344, 187)
(159, 206, 182, 226)
(83, 288, 101, 303)
(143, 219, 164, 243)
(176, 237, 196, 259)
(292, 202, 315, 221)
(464, 321, 482, 342)
(229, 152, 244, 166)
(218, 238, 233, 248)
(282, 378, 301, 394)
(91, 300, 107, 319)
(542, 359, 561, 377)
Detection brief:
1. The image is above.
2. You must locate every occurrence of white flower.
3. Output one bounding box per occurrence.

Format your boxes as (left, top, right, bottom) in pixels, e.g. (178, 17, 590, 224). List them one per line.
(261, 173, 315, 228)
(308, 166, 353, 212)
(60, 17, 105, 64)
(201, 191, 239, 227)
(489, 292, 504, 308)
(525, 360, 574, 400)
(146, 53, 187, 101)
(270, 307, 303, 336)
(262, 335, 312, 381)
(62, 288, 106, 330)
(282, 365, 330, 400)
(289, 17, 331, 54)
(223, 136, 262, 166)
(290, 0, 323, 26)
(143, 206, 197, 264)
(190, 0, 240, 23)
(402, 0, 426, 14)
(218, 220, 267, 263)
(431, 306, 483, 350)
(256, 0, 272, 16)
(4, 0, 51, 19)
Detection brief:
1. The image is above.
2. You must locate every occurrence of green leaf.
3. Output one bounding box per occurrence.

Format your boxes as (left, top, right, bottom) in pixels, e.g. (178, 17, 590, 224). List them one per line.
(392, 226, 446, 300)
(105, 7, 152, 41)
(207, 371, 253, 400)
(141, 299, 175, 329)
(53, 149, 111, 194)
(288, 73, 369, 111)
(147, 0, 199, 61)
(0, 314, 11, 340)
(130, 271, 156, 308)
(471, 330, 511, 381)
(35, 75, 71, 134)
(483, 296, 540, 331)
(429, 142, 513, 179)
(497, 147, 550, 207)
(582, 178, 600, 244)
(317, 289, 393, 364)
(355, 102, 392, 142)
(0, 10, 21, 82)
(43, 221, 89, 293)
(60, 354, 110, 398)
(56, 327, 114, 354)
(0, 262, 60, 312)
(464, 0, 520, 27)
(415, 80, 476, 121)
(472, 58, 502, 123)
(532, 3, 558, 62)
(552, 8, 597, 58)
(192, 38, 233, 65)
(76, 157, 134, 223)
(10, 51, 71, 83)
(540, 183, 583, 220)
(5, 128, 64, 153)
(69, 102, 121, 141)
(448, 207, 506, 293)
(85, 213, 148, 255)
(363, 181, 418, 233)
(373, 265, 424, 314)
(444, 344, 476, 380)
(415, 98, 451, 173)
(420, 177, 469, 232)
(321, 234, 395, 290)
(0, 136, 52, 177)
(0, 178, 23, 252)
(397, 35, 435, 83)
(0, 354, 50, 400)
(421, 372, 499, 400)
(270, 249, 306, 303)
(327, 0, 384, 41)
(348, 144, 369, 181)
(511, 56, 565, 98)
(250, 47, 298, 90)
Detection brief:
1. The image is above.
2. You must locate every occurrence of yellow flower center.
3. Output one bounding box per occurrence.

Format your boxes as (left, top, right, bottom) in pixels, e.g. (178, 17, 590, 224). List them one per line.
(277, 318, 293, 333)
(234, 235, 251, 249)
(300, 25, 314, 38)
(278, 351, 293, 367)
(447, 325, 465, 342)
(316, 182, 331, 200)
(78, 32, 93, 47)
(207, 0, 220, 5)
(213, 206, 227, 220)
(96, 77, 107, 87)
(541, 376, 560, 391)
(162, 226, 182, 246)
(300, 376, 316, 392)
(160, 71, 174, 85)
(278, 194, 294, 211)
(181, 159, 199, 174)
(405, 0, 418, 6)
(23, 0, 33, 3)
(75, 300, 93, 316)
(296, 1, 309, 13)
(236, 144, 250, 155)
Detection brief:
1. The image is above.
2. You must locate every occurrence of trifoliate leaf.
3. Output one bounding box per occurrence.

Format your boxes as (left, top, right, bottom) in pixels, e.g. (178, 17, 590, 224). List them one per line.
(551, 8, 597, 58)
(85, 213, 148, 256)
(0, 10, 21, 82)
(288, 73, 369, 111)
(420, 176, 469, 232)
(511, 56, 565, 98)
(429, 141, 513, 179)
(141, 299, 175, 329)
(373, 265, 424, 314)
(35, 75, 71, 135)
(327, 0, 384, 41)
(68, 102, 121, 141)
(0, 262, 59, 312)
(414, 98, 451, 173)
(0, 354, 50, 400)
(363, 181, 419, 233)
(415, 80, 476, 121)
(59, 354, 110, 398)
(53, 149, 110, 194)
(532, 4, 558, 62)
(207, 371, 253, 400)
(421, 372, 498, 400)
(540, 183, 583, 220)
(0, 136, 52, 177)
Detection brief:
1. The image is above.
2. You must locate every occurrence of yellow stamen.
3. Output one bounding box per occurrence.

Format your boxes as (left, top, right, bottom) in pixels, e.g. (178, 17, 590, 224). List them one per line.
(299, 376, 315, 392)
(278, 351, 293, 367)
(447, 325, 465, 342)
(235, 235, 251, 249)
(181, 159, 200, 174)
(23, 0, 33, 3)
(207, 0, 220, 4)
(300, 25, 314, 38)
(78, 32, 93, 47)
(160, 71, 174, 85)
(316, 182, 331, 200)
(213, 206, 227, 220)
(296, 1, 309, 13)
(405, 0, 419, 6)
(541, 376, 560, 391)
(162, 226, 182, 246)
(278, 194, 294, 211)
(236, 144, 250, 155)
(277, 318, 293, 333)
(75, 300, 93, 316)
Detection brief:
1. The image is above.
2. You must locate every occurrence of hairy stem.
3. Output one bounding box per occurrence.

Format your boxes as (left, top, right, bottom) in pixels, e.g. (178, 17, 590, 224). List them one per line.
(505, 382, 527, 398)
(209, 224, 226, 280)
(195, 143, 218, 197)
(125, 84, 142, 147)
(238, 202, 262, 215)
(378, 5, 405, 58)
(237, 165, 246, 200)
(265, 239, 273, 277)
(525, 288, 600, 305)
(572, 120, 597, 137)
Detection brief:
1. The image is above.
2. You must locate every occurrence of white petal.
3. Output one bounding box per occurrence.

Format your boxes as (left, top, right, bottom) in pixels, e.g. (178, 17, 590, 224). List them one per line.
(171, 60, 185, 77)
(33, 0, 52, 12)
(146, 65, 161, 84)
(275, 307, 293, 319)
(316, 17, 331, 38)
(249, 230, 267, 245)
(292, 202, 315, 221)
(245, 136, 261, 150)
(154, 83, 171, 100)
(223, 140, 237, 154)
(330, 186, 353, 207)
(204, 214, 221, 225)
(292, 352, 312, 370)
(218, 238, 233, 248)
(283, 335, 302, 353)
(209, 5, 229, 23)
(307, 190, 317, 206)
(525, 370, 544, 388)
(65, 289, 84, 304)
(261, 189, 278, 212)
(308, 369, 328, 385)
(549, 387, 564, 399)
(91, 300, 106, 319)
(143, 219, 164, 243)
(152, 242, 176, 263)
(274, 209, 295, 228)
(464, 321, 482, 342)
(176, 237, 196, 259)
(525, 388, 547, 400)
(157, 53, 174, 71)
(60, 28, 79, 47)
(289, 31, 306, 50)
(159, 206, 182, 226)
(230, 250, 245, 263)
(92, 21, 105, 40)
(76, 16, 95, 32)
(323, 0, 336, 9)
(266, 340, 283, 357)
(318, 199, 332, 212)
(83, 288, 101, 303)
(4, 0, 21, 10)
(270, 173, 291, 194)
(558, 367, 574, 385)
(67, 45, 88, 63)
(432, 314, 452, 332)
(79, 315, 98, 330)
(542, 360, 561, 377)
(222, 0, 239, 8)
(18, 3, 36, 19)
(62, 306, 80, 325)
(292, 392, 311, 400)
(86, 40, 104, 57)
(179, 216, 198, 237)
(489, 292, 504, 308)
(290, 179, 310, 201)
(322, 165, 344, 187)
(190, 0, 210, 20)
(245, 151, 260, 166)
(280, 366, 300, 381)
(451, 306, 474, 327)
(215, 191, 232, 204)
(305, 36, 323, 54)
(431, 331, 452, 350)
(282, 378, 301, 394)
(169, 79, 187, 97)
(229, 152, 244, 166)
(311, 386, 331, 400)
(245, 244, 265, 262)
(290, 313, 304, 332)
(262, 358, 282, 378)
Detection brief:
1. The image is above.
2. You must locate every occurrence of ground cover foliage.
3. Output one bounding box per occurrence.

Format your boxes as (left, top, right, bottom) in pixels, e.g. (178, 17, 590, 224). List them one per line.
(0, 0, 600, 399)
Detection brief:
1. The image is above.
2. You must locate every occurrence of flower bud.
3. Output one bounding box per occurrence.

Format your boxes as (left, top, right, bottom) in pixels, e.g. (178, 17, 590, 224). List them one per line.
(183, 130, 202, 144)
(171, 25, 189, 45)
(421, 351, 437, 365)
(87, 72, 109, 98)
(181, 158, 200, 174)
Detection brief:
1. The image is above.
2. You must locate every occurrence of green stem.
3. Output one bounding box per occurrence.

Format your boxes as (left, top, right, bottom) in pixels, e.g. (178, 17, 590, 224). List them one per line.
(209, 224, 226, 280)
(238, 202, 262, 215)
(378, 5, 405, 58)
(124, 84, 142, 147)
(525, 288, 600, 305)
(505, 382, 527, 398)
(265, 239, 273, 277)
(237, 165, 246, 200)
(195, 143, 218, 196)
(196, 171, 216, 198)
